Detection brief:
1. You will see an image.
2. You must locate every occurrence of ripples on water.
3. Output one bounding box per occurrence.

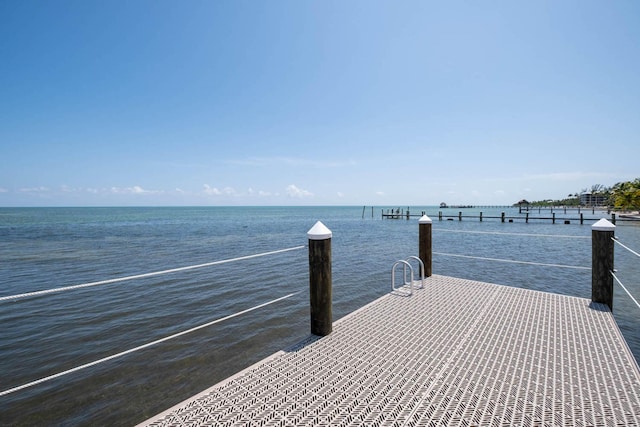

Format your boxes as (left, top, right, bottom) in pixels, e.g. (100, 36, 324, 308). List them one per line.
(0, 206, 638, 426)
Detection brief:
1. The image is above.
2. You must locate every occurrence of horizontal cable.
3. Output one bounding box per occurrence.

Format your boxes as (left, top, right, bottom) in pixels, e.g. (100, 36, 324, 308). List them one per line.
(612, 238, 640, 258)
(435, 229, 590, 239)
(0, 291, 300, 397)
(0, 246, 305, 302)
(434, 252, 591, 270)
(611, 271, 640, 310)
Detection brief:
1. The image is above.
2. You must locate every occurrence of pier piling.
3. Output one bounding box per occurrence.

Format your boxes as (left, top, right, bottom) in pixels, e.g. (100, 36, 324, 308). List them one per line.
(419, 215, 432, 277)
(308, 221, 332, 336)
(592, 219, 615, 310)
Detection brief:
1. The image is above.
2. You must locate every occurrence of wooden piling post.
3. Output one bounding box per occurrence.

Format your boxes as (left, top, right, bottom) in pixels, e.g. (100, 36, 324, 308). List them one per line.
(580, 213, 584, 225)
(458, 211, 462, 221)
(308, 221, 332, 336)
(480, 212, 483, 222)
(552, 212, 556, 224)
(419, 215, 432, 277)
(501, 212, 505, 223)
(439, 211, 442, 221)
(592, 218, 615, 310)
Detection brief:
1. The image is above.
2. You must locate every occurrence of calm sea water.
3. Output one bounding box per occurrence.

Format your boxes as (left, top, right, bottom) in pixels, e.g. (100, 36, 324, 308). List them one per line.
(1, 206, 638, 426)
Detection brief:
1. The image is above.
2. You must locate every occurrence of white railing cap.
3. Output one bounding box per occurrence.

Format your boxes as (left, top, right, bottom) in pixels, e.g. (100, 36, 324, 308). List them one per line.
(419, 215, 432, 224)
(592, 218, 615, 231)
(307, 221, 332, 240)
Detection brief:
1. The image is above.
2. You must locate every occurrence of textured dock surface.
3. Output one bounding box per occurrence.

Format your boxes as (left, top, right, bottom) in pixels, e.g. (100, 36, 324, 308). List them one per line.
(140, 275, 640, 426)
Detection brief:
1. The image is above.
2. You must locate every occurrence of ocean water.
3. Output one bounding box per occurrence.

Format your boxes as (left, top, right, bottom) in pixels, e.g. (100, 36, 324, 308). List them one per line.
(0, 206, 638, 426)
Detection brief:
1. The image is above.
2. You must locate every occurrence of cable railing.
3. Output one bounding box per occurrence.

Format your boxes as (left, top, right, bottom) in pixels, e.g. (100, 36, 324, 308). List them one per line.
(426, 226, 593, 271)
(0, 245, 305, 302)
(0, 292, 299, 397)
(414, 216, 638, 313)
(611, 236, 640, 310)
(431, 226, 639, 310)
(0, 246, 307, 397)
(433, 251, 591, 270)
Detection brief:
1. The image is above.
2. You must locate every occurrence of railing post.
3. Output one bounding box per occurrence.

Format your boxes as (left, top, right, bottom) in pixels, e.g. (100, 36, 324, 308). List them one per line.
(592, 218, 615, 310)
(308, 221, 332, 336)
(419, 215, 432, 277)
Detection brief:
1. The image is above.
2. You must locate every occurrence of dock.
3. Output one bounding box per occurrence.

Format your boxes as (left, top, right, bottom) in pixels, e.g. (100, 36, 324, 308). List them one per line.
(140, 275, 640, 426)
(380, 208, 627, 225)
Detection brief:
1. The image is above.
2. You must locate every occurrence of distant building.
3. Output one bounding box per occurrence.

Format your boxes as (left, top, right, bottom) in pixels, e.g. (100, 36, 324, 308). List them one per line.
(580, 193, 606, 206)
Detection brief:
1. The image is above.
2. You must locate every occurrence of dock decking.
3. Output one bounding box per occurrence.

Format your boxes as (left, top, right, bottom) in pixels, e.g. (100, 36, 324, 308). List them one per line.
(140, 275, 640, 426)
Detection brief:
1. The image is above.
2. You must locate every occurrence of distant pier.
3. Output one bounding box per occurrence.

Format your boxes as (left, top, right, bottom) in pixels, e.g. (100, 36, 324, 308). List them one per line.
(379, 206, 628, 225)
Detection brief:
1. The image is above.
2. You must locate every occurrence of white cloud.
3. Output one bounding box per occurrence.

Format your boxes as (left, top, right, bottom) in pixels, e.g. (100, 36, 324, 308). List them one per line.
(0, 187, 8, 193)
(286, 184, 313, 198)
(110, 185, 159, 194)
(203, 185, 237, 196)
(337, 192, 345, 198)
(376, 191, 385, 196)
(19, 186, 49, 193)
(203, 184, 222, 195)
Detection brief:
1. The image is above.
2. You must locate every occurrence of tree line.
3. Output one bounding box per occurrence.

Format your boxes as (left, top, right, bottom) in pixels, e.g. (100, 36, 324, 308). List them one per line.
(526, 178, 640, 211)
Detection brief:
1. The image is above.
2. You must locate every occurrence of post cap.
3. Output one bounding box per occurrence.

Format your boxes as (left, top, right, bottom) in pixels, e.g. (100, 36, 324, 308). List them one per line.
(307, 221, 332, 240)
(592, 218, 615, 231)
(419, 215, 432, 224)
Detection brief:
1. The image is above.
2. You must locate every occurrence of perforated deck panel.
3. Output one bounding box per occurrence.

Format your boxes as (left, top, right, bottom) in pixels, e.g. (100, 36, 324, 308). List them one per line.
(141, 275, 640, 426)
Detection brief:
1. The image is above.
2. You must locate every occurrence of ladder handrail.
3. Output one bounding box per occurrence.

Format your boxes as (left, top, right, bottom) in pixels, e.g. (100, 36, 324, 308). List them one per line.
(392, 260, 414, 296)
(405, 256, 425, 289)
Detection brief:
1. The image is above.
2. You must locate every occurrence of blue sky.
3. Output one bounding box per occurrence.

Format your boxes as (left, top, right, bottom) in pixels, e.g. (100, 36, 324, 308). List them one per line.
(1, 1, 638, 207)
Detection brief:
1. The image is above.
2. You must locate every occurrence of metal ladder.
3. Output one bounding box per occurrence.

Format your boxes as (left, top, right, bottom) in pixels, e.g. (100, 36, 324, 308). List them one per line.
(391, 256, 425, 295)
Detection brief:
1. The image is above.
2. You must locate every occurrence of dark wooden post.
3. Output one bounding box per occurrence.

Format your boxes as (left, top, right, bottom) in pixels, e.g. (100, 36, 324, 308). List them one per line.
(592, 218, 615, 310)
(501, 212, 505, 223)
(308, 221, 332, 336)
(526, 212, 529, 223)
(419, 215, 432, 277)
(480, 211, 483, 222)
(552, 212, 556, 224)
(458, 211, 462, 221)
